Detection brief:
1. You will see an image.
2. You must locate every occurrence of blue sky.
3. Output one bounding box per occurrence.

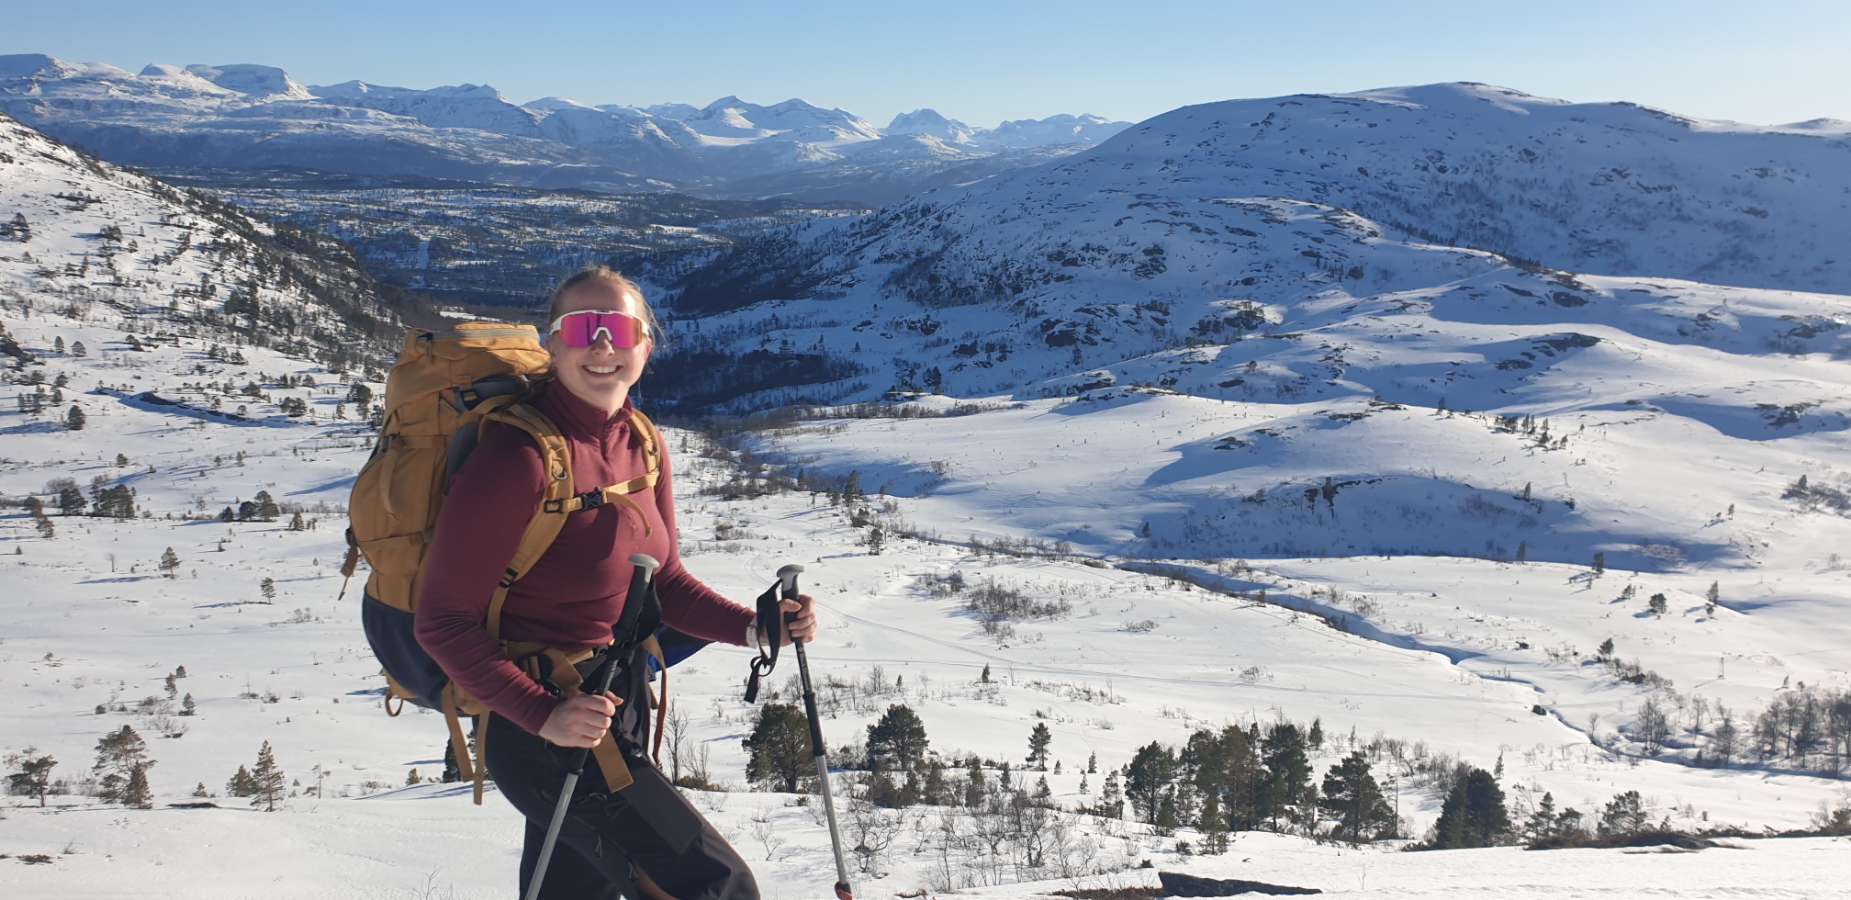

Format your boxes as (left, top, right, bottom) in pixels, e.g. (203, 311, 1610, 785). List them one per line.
(13, 1, 1849, 128)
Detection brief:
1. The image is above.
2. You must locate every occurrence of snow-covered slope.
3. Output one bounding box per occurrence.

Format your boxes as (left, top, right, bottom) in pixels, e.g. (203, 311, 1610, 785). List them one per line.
(3, 73, 1848, 900)
(0, 112, 408, 368)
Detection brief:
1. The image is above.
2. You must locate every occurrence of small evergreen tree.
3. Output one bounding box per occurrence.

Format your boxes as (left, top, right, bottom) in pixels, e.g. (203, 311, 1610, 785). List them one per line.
(1648, 593, 1669, 616)
(1319, 751, 1394, 843)
(1198, 789, 1230, 853)
(181, 693, 197, 716)
(289, 511, 306, 531)
(254, 490, 280, 521)
(5, 748, 56, 807)
(65, 404, 86, 431)
(1523, 791, 1559, 843)
(1429, 767, 1510, 849)
(865, 704, 929, 772)
(53, 479, 86, 515)
(1125, 741, 1177, 823)
(250, 740, 285, 811)
(744, 703, 810, 792)
(260, 577, 277, 603)
(226, 764, 255, 797)
(92, 725, 151, 804)
(123, 762, 154, 809)
(1027, 722, 1052, 770)
(1260, 723, 1313, 832)
(159, 547, 181, 579)
(1598, 790, 1648, 837)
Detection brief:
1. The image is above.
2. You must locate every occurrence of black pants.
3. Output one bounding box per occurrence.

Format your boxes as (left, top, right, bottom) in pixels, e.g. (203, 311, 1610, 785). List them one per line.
(483, 658, 758, 899)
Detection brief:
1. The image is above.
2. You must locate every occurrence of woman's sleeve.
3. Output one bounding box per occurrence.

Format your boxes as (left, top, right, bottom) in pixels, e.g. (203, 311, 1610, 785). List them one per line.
(413, 427, 561, 735)
(651, 433, 757, 646)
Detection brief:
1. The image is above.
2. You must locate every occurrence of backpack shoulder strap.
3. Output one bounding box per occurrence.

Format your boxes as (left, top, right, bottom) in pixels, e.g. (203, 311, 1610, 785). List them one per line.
(477, 402, 576, 641)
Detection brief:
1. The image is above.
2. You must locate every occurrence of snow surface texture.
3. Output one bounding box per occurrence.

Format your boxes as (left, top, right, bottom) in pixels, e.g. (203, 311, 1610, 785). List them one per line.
(0, 53, 1132, 201)
(2, 94, 1849, 898)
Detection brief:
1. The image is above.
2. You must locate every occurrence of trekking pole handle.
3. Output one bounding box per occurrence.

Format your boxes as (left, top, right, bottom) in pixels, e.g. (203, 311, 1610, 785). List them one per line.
(565, 554, 659, 777)
(777, 563, 804, 617)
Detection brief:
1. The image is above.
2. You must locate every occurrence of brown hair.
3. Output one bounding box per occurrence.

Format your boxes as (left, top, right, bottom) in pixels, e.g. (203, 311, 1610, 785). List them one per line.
(544, 265, 661, 344)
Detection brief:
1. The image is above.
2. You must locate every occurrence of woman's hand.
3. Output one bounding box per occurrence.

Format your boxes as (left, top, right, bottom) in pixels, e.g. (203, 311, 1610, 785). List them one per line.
(780, 593, 819, 645)
(538, 691, 622, 748)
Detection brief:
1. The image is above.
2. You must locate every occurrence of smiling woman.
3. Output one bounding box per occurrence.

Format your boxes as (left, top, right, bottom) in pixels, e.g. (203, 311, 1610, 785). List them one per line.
(408, 264, 820, 899)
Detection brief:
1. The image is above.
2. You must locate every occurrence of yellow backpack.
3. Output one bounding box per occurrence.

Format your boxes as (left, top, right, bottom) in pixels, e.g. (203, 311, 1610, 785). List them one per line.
(338, 322, 665, 803)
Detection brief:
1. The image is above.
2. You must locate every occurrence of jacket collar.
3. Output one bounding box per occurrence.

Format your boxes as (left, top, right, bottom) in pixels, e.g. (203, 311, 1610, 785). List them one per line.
(538, 380, 633, 440)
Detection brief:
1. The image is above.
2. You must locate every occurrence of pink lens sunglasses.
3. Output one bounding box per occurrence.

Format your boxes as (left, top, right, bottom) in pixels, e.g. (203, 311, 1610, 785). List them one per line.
(549, 310, 647, 349)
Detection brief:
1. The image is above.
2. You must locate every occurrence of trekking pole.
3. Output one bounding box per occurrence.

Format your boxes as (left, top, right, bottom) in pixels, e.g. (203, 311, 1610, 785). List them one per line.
(778, 563, 853, 900)
(524, 554, 659, 900)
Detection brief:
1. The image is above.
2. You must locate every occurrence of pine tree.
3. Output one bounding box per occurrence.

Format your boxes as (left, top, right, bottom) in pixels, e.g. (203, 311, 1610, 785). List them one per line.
(1087, 751, 1097, 774)
(254, 490, 280, 521)
(1098, 769, 1124, 819)
(192, 781, 210, 798)
(1598, 790, 1648, 837)
(1705, 581, 1720, 616)
(744, 703, 810, 792)
(289, 511, 306, 531)
(1125, 741, 1176, 823)
(180, 693, 197, 716)
(1429, 767, 1510, 849)
(123, 763, 154, 809)
(1523, 791, 1559, 843)
(250, 740, 285, 811)
(56, 481, 85, 515)
(1260, 723, 1312, 832)
(1319, 751, 1394, 843)
(5, 748, 56, 807)
(260, 577, 277, 604)
(159, 547, 180, 578)
(1027, 722, 1052, 770)
(92, 725, 151, 804)
(226, 764, 255, 797)
(65, 404, 86, 430)
(865, 704, 929, 772)
(1198, 789, 1229, 854)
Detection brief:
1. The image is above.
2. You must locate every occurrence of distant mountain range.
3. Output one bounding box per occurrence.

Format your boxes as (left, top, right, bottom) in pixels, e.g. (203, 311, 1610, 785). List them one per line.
(0, 53, 1133, 203)
(639, 82, 1851, 410)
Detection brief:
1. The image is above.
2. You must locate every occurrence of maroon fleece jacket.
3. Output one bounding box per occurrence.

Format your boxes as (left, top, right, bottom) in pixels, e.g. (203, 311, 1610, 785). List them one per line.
(414, 383, 754, 735)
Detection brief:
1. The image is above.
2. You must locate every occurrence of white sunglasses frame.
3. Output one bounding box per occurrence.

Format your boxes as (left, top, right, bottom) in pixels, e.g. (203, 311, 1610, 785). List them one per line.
(547, 309, 650, 347)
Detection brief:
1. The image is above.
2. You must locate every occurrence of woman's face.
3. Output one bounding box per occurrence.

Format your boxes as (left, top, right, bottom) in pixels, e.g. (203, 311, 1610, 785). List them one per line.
(544, 280, 652, 415)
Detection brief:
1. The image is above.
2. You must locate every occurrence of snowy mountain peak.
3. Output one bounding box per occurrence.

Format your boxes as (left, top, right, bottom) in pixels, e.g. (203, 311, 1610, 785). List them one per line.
(888, 108, 977, 144)
(524, 95, 593, 112)
(182, 64, 311, 100)
(0, 52, 73, 79)
(641, 101, 699, 120)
